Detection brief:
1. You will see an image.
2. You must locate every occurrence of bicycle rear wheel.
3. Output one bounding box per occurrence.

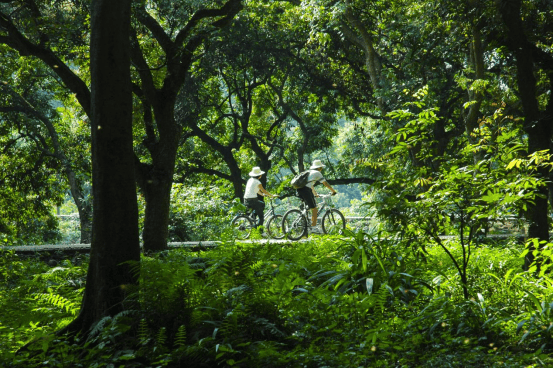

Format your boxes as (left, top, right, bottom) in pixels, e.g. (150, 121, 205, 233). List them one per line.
(231, 215, 254, 240)
(282, 209, 307, 240)
(266, 214, 285, 239)
(322, 209, 346, 235)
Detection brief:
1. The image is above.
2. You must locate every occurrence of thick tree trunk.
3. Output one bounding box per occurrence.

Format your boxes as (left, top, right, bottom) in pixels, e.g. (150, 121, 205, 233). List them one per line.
(63, 0, 140, 335)
(496, 0, 553, 269)
(137, 102, 180, 252)
(138, 165, 175, 252)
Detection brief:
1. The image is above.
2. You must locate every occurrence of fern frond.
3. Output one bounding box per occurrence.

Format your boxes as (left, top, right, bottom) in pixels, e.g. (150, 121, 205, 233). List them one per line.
(88, 316, 113, 339)
(156, 327, 167, 348)
(174, 325, 187, 348)
(374, 285, 391, 313)
(33, 292, 79, 316)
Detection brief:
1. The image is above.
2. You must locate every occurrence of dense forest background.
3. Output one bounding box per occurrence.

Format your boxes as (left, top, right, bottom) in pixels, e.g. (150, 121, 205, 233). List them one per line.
(0, 0, 552, 367)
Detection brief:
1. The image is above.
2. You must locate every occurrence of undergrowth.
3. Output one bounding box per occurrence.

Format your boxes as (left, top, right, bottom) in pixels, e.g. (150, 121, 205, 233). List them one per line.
(0, 234, 551, 367)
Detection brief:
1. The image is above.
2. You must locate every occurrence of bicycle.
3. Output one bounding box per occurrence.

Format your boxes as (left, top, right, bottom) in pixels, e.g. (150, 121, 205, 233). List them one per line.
(231, 197, 285, 240)
(281, 193, 346, 240)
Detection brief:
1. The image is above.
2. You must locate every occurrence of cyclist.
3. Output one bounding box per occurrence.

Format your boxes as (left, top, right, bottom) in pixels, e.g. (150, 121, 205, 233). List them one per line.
(244, 166, 276, 229)
(297, 159, 337, 233)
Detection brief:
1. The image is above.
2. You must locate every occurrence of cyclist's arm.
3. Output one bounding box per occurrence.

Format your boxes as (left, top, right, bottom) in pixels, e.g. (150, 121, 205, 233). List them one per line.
(322, 181, 337, 195)
(257, 184, 275, 198)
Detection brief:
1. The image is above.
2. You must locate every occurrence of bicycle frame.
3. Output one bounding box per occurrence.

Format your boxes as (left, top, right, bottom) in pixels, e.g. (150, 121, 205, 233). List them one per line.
(264, 197, 279, 218)
(241, 198, 275, 224)
(299, 194, 334, 222)
(282, 192, 345, 240)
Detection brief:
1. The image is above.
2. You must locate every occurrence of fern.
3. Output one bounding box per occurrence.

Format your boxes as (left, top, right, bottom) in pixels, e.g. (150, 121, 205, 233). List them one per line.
(155, 327, 167, 348)
(373, 285, 391, 313)
(174, 325, 187, 348)
(33, 291, 79, 316)
(138, 318, 150, 345)
(88, 316, 113, 340)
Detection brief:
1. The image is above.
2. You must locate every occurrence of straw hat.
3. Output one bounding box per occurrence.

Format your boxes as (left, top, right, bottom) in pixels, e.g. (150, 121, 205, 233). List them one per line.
(309, 159, 326, 170)
(249, 166, 265, 177)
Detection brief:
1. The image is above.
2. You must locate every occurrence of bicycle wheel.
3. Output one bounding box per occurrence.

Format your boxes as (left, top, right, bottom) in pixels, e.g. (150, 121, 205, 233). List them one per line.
(266, 215, 285, 239)
(231, 215, 254, 240)
(282, 209, 307, 240)
(322, 209, 346, 235)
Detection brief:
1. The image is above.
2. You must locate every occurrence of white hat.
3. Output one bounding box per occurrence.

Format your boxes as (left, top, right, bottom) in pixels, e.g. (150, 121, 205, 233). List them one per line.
(309, 159, 326, 170)
(249, 166, 265, 177)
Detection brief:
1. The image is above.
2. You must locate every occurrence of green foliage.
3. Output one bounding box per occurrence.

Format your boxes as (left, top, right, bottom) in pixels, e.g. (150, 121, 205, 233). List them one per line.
(167, 184, 236, 241)
(370, 97, 551, 300)
(0, 250, 86, 363)
(1, 234, 551, 367)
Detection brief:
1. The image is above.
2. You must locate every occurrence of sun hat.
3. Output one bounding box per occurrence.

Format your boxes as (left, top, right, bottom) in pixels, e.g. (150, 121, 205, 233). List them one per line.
(249, 166, 265, 177)
(309, 159, 326, 170)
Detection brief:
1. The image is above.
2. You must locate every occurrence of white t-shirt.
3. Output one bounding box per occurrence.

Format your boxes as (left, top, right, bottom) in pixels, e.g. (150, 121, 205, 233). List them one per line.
(306, 170, 325, 188)
(244, 177, 262, 199)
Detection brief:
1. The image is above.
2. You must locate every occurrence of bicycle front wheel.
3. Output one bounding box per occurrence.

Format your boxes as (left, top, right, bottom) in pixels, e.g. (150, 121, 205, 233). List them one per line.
(282, 209, 307, 241)
(322, 209, 346, 235)
(231, 215, 254, 240)
(266, 214, 285, 239)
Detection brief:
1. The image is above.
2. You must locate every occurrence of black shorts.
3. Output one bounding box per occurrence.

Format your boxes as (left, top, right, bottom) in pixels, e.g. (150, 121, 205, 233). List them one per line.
(297, 186, 316, 209)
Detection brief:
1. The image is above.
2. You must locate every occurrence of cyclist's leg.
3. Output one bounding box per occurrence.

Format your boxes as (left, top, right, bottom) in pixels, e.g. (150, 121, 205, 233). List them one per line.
(310, 208, 318, 226)
(247, 199, 265, 228)
(255, 200, 265, 227)
(297, 187, 318, 226)
(243, 199, 257, 224)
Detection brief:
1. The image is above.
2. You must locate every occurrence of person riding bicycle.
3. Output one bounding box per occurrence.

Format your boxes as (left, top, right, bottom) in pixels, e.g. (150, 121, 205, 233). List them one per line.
(244, 166, 276, 229)
(296, 159, 337, 233)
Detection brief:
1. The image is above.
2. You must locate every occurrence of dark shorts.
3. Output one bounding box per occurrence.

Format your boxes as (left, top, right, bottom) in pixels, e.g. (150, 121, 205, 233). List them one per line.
(297, 186, 316, 209)
(244, 198, 265, 226)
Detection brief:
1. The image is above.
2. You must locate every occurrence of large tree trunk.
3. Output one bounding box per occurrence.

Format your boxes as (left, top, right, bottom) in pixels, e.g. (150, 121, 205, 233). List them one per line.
(137, 102, 180, 252)
(496, 0, 553, 269)
(138, 163, 175, 252)
(137, 99, 181, 251)
(63, 0, 140, 335)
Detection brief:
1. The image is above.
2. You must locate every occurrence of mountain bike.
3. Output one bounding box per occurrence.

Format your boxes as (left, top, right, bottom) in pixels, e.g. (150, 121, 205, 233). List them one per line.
(230, 197, 285, 240)
(281, 193, 346, 240)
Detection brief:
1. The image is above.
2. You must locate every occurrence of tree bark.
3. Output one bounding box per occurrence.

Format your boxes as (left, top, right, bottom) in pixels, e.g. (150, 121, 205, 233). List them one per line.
(63, 0, 140, 334)
(135, 99, 180, 251)
(496, 0, 553, 269)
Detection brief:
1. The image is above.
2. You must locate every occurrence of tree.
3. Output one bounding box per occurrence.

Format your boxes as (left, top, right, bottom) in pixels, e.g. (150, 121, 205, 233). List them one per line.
(0, 0, 93, 243)
(495, 0, 553, 267)
(0, 54, 64, 244)
(63, 0, 140, 335)
(129, 0, 243, 251)
(0, 0, 244, 251)
(300, 0, 551, 249)
(0, 60, 92, 244)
